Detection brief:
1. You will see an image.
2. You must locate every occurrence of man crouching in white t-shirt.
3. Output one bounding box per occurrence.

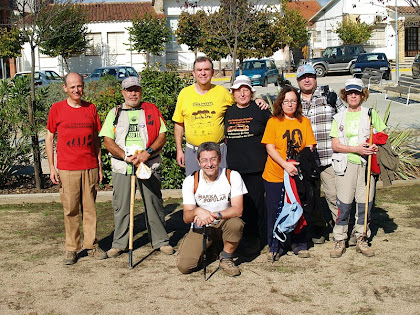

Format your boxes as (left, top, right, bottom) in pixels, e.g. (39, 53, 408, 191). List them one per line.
(177, 141, 248, 276)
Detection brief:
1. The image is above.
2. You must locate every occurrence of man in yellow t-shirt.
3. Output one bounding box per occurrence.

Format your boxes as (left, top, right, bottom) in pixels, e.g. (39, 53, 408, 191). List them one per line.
(173, 56, 234, 176)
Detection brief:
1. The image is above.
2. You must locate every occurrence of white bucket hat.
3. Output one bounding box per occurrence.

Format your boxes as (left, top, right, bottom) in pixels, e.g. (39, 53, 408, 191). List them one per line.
(230, 75, 256, 92)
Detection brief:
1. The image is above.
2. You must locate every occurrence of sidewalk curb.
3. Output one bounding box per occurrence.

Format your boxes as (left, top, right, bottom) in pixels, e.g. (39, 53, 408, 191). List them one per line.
(0, 189, 182, 205)
(1, 180, 419, 205)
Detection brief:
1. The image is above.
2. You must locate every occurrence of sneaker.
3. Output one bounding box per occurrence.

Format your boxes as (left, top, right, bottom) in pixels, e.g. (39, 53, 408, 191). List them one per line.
(330, 240, 346, 258)
(159, 245, 174, 255)
(219, 258, 241, 276)
(348, 234, 357, 247)
(87, 247, 107, 260)
(64, 251, 77, 265)
(107, 247, 123, 258)
(297, 250, 310, 258)
(356, 237, 375, 257)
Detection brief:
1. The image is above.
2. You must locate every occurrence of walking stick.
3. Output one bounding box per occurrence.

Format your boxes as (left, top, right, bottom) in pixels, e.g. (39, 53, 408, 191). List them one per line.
(363, 109, 374, 238)
(129, 163, 136, 269)
(202, 225, 207, 281)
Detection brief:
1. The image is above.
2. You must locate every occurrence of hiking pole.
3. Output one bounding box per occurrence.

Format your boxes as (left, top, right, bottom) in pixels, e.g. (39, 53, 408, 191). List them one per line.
(363, 109, 374, 238)
(202, 225, 207, 281)
(139, 180, 154, 250)
(129, 163, 136, 269)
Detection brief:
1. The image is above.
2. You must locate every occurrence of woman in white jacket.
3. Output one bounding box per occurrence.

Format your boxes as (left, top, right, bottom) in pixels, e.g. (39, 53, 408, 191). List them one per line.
(329, 78, 386, 258)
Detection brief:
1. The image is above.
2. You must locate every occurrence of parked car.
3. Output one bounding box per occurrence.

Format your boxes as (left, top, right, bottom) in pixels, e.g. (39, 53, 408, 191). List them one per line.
(353, 53, 391, 80)
(13, 70, 62, 86)
(412, 54, 420, 78)
(85, 66, 139, 82)
(234, 58, 281, 87)
(300, 44, 365, 77)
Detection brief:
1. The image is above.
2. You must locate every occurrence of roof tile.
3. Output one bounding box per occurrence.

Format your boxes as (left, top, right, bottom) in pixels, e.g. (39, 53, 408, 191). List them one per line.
(80, 2, 163, 23)
(286, 0, 321, 21)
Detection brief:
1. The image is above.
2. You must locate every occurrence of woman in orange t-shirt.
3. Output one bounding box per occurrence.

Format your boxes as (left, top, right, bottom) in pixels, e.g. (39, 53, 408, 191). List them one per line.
(262, 86, 316, 260)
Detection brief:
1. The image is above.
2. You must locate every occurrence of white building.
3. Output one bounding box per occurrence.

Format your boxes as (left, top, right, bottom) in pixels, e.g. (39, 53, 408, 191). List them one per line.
(17, 2, 164, 76)
(309, 0, 412, 61)
(17, 0, 324, 74)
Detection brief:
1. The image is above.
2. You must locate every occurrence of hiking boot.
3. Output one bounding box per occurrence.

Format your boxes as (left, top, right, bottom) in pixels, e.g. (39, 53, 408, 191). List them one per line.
(107, 248, 123, 258)
(64, 251, 77, 265)
(312, 236, 326, 245)
(348, 234, 357, 247)
(159, 245, 174, 255)
(330, 240, 346, 258)
(219, 258, 241, 276)
(87, 247, 107, 260)
(297, 250, 310, 258)
(356, 237, 375, 257)
(267, 252, 280, 262)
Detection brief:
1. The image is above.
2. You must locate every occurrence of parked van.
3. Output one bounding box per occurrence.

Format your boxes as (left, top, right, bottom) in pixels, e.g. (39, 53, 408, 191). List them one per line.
(300, 44, 365, 77)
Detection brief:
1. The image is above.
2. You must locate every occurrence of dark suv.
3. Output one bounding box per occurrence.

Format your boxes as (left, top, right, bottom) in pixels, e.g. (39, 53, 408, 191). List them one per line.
(300, 44, 365, 77)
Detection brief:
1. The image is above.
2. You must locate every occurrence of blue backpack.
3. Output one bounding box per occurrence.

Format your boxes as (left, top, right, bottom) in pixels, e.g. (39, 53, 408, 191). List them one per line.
(273, 171, 303, 242)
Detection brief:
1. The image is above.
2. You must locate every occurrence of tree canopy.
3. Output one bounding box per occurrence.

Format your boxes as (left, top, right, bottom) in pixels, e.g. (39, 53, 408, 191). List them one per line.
(127, 12, 171, 68)
(0, 28, 24, 59)
(38, 4, 89, 73)
(334, 19, 373, 45)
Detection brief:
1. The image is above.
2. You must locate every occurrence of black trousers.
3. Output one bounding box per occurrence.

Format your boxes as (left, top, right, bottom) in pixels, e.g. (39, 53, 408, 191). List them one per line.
(240, 172, 266, 240)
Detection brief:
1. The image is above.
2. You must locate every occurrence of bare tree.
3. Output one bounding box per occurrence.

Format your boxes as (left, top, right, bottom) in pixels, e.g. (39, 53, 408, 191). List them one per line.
(15, 0, 78, 190)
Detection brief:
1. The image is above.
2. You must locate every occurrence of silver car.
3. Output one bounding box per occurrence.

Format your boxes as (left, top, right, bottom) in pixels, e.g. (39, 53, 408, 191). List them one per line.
(14, 70, 62, 86)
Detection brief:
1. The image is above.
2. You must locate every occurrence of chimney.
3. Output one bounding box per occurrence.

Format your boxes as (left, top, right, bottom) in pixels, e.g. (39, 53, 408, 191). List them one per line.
(152, 0, 163, 14)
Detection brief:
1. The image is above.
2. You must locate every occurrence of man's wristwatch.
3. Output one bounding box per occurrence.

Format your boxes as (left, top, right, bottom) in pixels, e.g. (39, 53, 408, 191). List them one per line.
(145, 147, 154, 155)
(217, 212, 222, 219)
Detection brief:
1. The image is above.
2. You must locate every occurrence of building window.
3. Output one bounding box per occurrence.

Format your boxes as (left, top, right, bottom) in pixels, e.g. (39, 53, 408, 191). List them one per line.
(367, 26, 385, 47)
(107, 32, 125, 55)
(315, 31, 322, 43)
(86, 33, 102, 56)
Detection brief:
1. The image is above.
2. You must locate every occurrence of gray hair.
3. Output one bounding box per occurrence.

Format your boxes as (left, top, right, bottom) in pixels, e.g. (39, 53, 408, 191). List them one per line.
(196, 142, 221, 160)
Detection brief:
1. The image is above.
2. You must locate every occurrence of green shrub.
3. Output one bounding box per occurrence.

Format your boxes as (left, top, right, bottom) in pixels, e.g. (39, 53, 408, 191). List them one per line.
(0, 77, 51, 185)
(79, 69, 190, 189)
(140, 66, 191, 188)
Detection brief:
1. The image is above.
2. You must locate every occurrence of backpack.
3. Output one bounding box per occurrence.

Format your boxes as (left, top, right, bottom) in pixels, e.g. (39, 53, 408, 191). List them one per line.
(193, 169, 231, 194)
(273, 171, 304, 243)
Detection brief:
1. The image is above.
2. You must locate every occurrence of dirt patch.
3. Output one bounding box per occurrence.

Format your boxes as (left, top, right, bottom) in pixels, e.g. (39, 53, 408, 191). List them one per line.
(1, 187, 420, 314)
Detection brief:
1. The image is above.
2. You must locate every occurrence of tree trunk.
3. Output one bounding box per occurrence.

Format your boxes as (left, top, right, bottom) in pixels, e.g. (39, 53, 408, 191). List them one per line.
(218, 59, 222, 77)
(231, 50, 237, 84)
(239, 58, 244, 75)
(146, 51, 150, 69)
(288, 48, 292, 74)
(63, 57, 70, 74)
(30, 45, 43, 190)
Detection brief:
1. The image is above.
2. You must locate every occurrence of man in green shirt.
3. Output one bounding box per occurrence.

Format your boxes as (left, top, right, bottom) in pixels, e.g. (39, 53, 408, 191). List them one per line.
(100, 77, 173, 257)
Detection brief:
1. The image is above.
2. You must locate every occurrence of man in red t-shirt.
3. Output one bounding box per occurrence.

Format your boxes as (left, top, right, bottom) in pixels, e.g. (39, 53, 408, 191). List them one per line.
(45, 72, 107, 265)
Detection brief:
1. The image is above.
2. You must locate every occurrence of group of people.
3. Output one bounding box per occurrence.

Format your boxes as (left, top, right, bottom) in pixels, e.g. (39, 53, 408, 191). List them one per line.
(46, 57, 386, 277)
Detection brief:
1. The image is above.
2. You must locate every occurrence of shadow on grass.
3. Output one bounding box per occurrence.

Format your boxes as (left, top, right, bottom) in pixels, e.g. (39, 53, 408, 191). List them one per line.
(98, 200, 189, 252)
(370, 206, 398, 240)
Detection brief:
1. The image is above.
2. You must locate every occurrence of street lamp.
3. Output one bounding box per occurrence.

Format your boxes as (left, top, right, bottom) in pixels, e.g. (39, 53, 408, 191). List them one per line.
(395, 0, 399, 82)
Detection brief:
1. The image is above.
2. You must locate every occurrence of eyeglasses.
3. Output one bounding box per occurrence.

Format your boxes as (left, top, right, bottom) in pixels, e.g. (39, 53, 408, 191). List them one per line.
(283, 100, 298, 105)
(199, 157, 219, 164)
(346, 91, 362, 96)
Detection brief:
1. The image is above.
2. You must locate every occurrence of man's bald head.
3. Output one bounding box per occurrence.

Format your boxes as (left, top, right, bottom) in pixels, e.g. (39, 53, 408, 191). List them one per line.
(64, 72, 84, 87)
